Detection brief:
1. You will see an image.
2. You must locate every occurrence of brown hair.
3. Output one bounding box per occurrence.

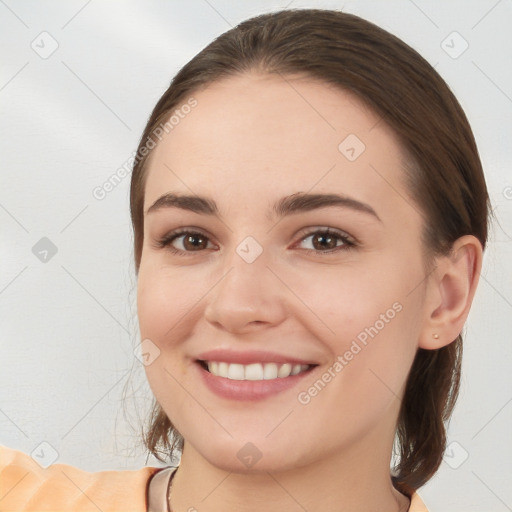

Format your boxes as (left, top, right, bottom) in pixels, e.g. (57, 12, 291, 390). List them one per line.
(129, 8, 489, 492)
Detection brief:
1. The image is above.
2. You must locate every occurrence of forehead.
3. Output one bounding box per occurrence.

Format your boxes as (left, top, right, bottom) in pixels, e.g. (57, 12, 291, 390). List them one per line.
(143, 72, 416, 223)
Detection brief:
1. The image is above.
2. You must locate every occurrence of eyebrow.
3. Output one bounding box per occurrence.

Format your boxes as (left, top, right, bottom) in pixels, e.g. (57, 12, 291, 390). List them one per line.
(145, 192, 381, 222)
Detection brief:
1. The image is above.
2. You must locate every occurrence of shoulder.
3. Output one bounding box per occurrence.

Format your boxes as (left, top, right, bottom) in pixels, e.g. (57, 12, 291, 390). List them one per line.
(0, 444, 162, 512)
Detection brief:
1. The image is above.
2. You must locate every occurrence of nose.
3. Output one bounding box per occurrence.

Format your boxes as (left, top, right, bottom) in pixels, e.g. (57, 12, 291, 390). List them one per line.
(203, 246, 288, 334)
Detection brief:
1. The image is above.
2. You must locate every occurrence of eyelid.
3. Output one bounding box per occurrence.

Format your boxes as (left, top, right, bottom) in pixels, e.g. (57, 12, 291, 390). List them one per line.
(153, 227, 216, 252)
(155, 225, 358, 255)
(293, 226, 358, 246)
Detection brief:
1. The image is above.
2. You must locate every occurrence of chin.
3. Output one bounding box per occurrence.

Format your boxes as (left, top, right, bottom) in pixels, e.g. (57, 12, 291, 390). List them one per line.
(184, 432, 313, 475)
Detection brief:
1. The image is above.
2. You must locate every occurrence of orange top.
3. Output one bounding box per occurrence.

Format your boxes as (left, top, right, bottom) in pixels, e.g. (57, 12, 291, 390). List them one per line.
(0, 445, 429, 511)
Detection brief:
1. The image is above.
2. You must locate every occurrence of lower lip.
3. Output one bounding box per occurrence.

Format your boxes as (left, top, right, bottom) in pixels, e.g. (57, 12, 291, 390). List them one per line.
(195, 362, 315, 401)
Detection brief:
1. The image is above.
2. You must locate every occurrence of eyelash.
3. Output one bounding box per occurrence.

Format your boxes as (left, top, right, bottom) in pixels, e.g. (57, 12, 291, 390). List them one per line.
(155, 227, 357, 257)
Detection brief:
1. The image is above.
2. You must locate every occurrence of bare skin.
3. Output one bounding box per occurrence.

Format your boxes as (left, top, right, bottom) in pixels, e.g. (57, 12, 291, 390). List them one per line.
(137, 72, 482, 512)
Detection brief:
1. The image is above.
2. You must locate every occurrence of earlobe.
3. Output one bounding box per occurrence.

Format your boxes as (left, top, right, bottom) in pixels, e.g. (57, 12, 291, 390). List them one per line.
(419, 235, 483, 350)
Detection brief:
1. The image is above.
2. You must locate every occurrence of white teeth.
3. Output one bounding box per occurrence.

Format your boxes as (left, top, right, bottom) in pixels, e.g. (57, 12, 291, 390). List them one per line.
(245, 363, 264, 381)
(291, 364, 302, 375)
(205, 361, 311, 380)
(227, 363, 245, 380)
(278, 363, 292, 378)
(218, 362, 229, 376)
(263, 363, 278, 380)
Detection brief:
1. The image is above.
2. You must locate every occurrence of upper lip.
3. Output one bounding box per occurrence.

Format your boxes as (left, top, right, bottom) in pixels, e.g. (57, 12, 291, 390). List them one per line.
(195, 349, 319, 366)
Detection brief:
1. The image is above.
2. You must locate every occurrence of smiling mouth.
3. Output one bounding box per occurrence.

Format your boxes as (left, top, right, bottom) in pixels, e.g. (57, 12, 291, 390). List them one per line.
(197, 360, 317, 380)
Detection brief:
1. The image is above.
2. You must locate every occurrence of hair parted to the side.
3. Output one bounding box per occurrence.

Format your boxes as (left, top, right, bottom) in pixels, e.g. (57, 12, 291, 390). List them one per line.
(129, 8, 489, 493)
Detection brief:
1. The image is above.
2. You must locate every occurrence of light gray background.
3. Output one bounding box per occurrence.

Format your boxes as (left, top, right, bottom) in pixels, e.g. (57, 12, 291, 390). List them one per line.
(1, 1, 511, 511)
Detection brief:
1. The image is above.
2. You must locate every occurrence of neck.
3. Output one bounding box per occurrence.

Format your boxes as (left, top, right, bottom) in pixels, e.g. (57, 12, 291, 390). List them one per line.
(168, 426, 410, 512)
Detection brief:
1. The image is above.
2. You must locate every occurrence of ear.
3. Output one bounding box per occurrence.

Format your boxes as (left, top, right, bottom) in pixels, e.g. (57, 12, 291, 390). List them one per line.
(419, 235, 483, 349)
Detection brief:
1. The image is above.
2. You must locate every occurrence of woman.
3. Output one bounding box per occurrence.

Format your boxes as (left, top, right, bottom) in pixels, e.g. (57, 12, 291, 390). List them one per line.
(0, 8, 488, 512)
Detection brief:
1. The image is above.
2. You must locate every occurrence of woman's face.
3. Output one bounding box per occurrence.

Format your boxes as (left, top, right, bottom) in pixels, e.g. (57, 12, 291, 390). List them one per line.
(137, 72, 432, 472)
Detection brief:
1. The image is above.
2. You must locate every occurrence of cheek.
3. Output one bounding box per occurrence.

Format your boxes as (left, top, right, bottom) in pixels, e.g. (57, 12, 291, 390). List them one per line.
(292, 257, 415, 343)
(293, 282, 420, 447)
(136, 264, 209, 398)
(294, 257, 422, 399)
(137, 267, 195, 419)
(137, 264, 200, 345)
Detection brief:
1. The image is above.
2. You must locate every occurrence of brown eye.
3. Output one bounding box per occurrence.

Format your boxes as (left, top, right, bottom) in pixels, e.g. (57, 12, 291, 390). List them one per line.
(296, 228, 356, 255)
(157, 230, 215, 254)
(310, 232, 339, 250)
(180, 233, 209, 251)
